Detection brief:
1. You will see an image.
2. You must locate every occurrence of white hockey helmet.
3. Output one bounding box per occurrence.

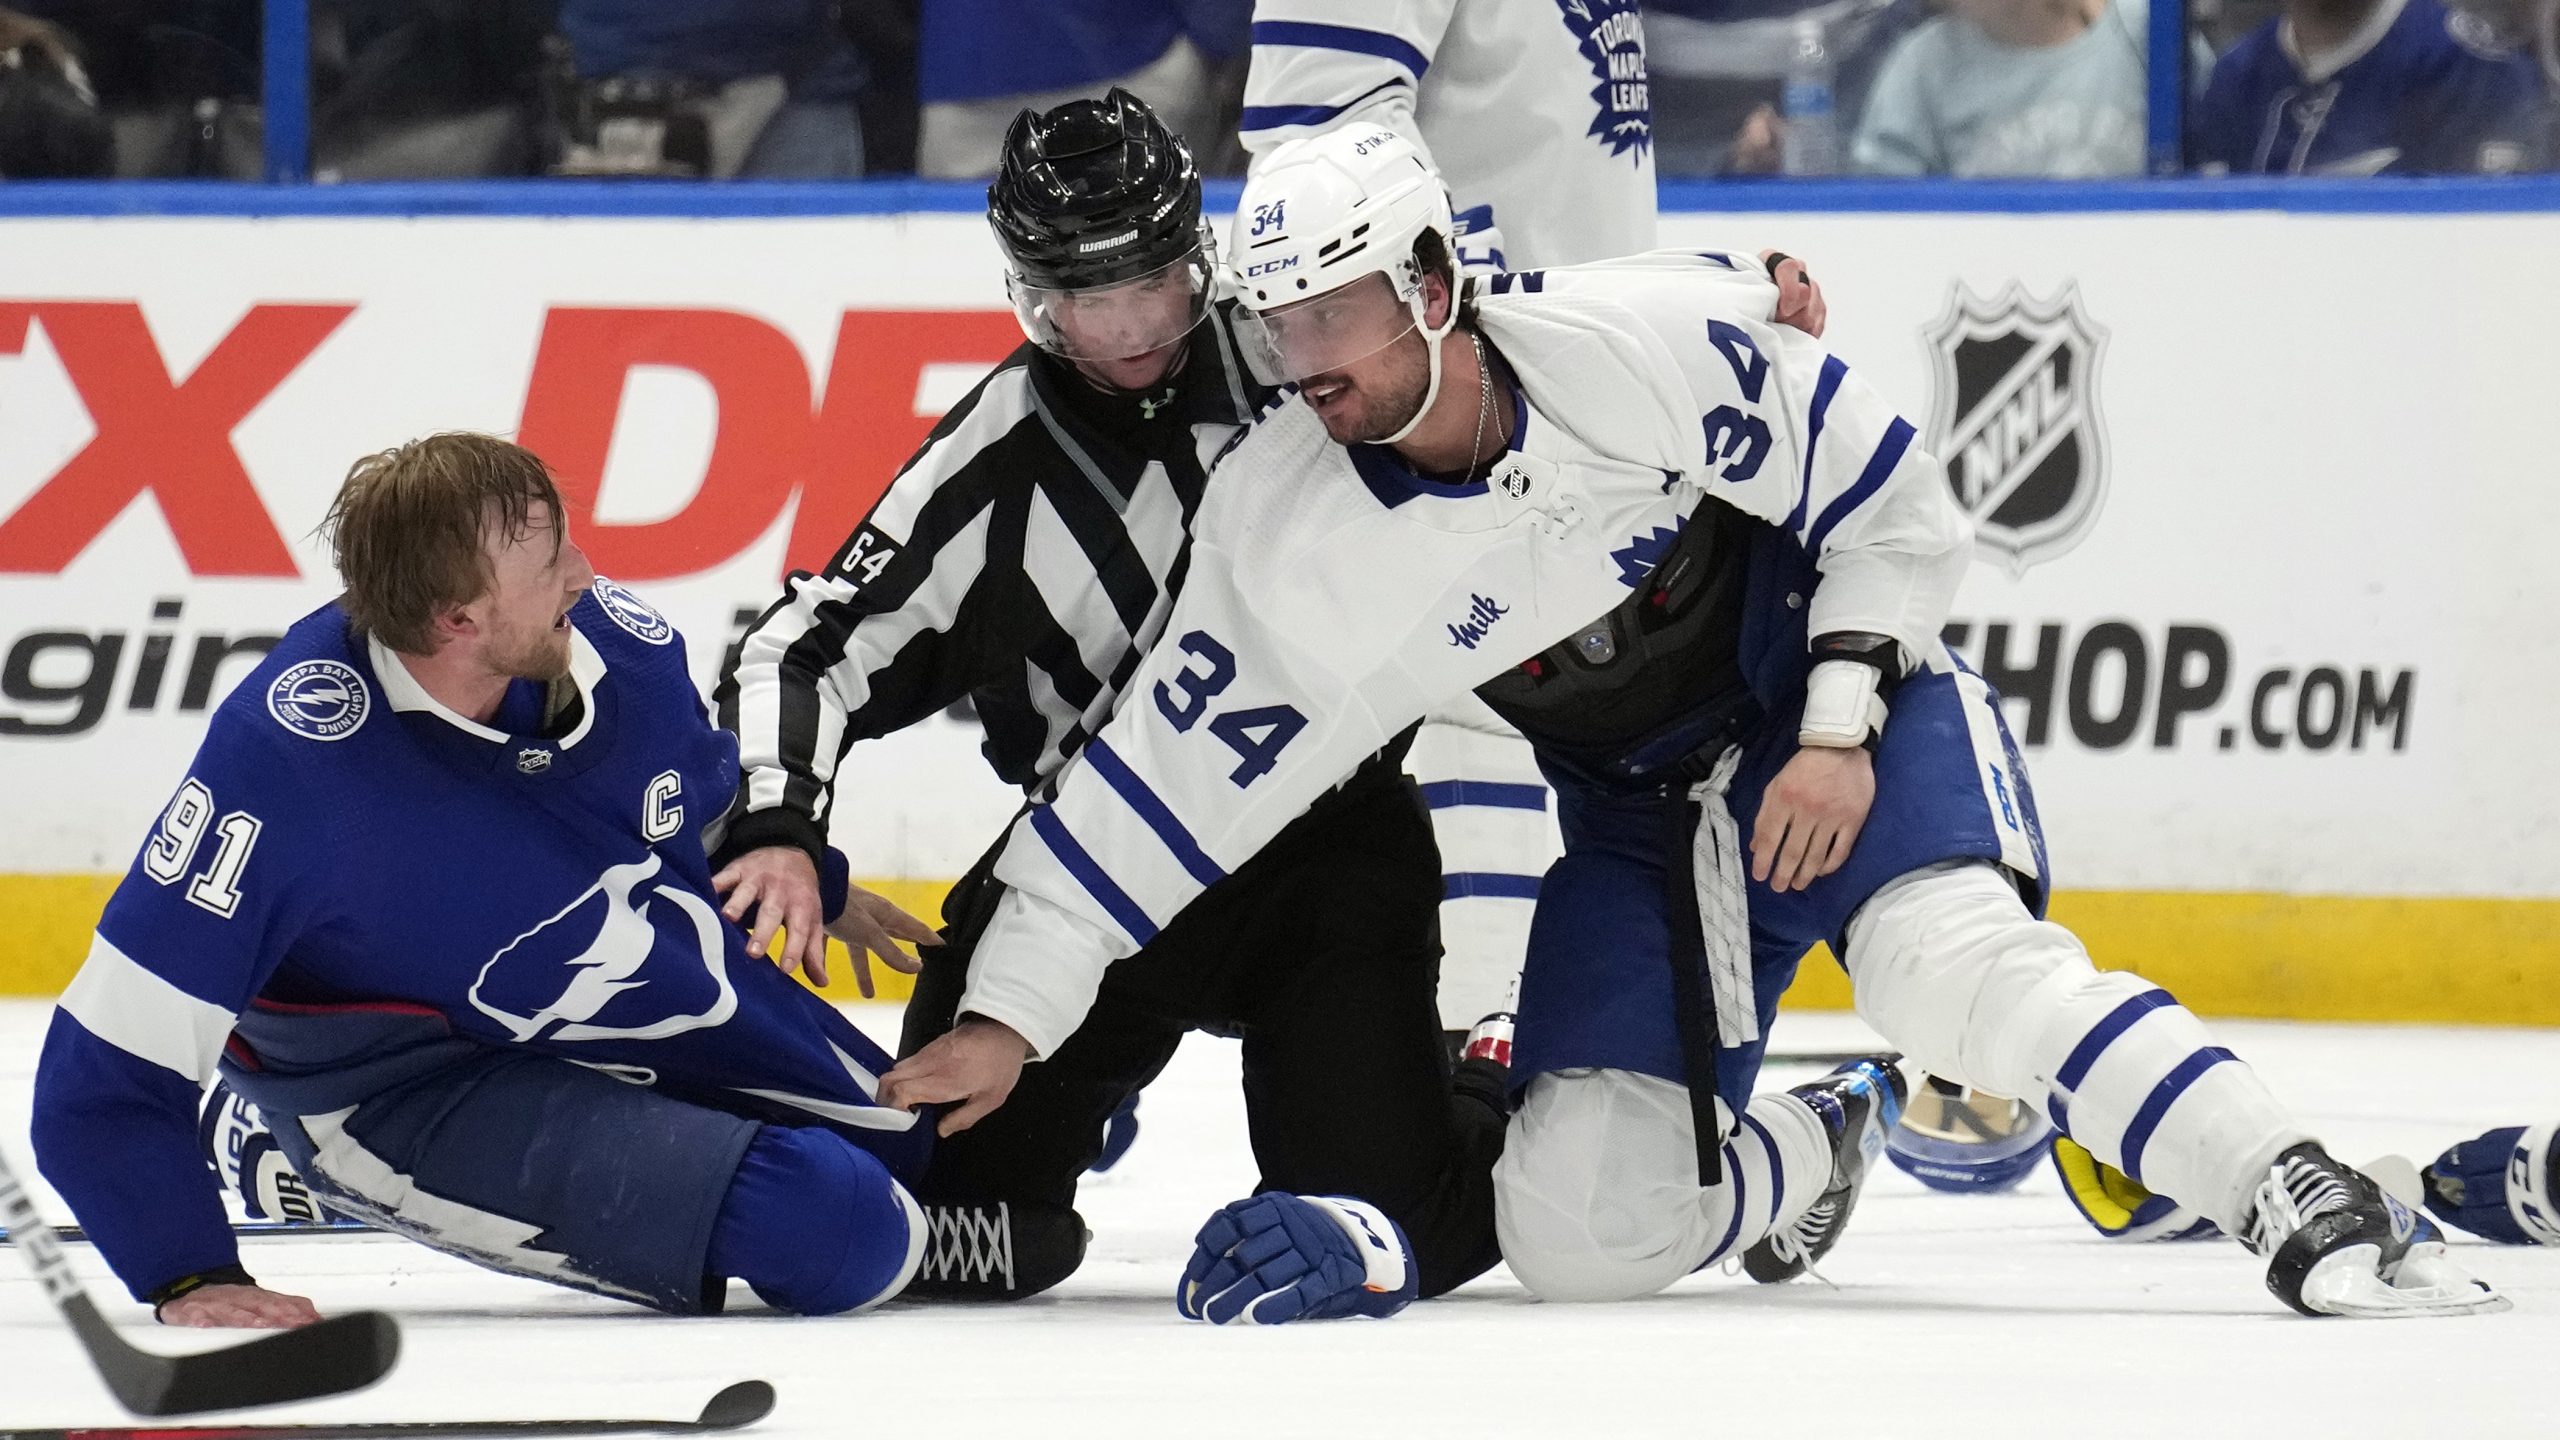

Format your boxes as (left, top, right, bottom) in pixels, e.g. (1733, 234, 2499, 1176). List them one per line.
(1226, 125, 1459, 442)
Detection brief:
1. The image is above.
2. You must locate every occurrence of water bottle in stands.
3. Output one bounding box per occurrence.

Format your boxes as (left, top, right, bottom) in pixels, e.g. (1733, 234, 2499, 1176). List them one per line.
(1781, 13, 1840, 176)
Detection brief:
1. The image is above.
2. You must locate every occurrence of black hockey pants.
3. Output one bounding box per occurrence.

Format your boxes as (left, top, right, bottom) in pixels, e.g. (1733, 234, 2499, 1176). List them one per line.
(900, 767, 1508, 1300)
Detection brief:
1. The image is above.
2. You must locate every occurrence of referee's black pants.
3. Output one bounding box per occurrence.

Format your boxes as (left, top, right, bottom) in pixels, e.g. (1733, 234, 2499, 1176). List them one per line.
(900, 767, 1508, 1300)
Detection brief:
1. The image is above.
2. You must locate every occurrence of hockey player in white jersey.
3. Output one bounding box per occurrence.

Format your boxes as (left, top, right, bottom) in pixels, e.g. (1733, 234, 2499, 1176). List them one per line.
(1242, 0, 1656, 270)
(884, 124, 2510, 1320)
(1243, 0, 1677, 1042)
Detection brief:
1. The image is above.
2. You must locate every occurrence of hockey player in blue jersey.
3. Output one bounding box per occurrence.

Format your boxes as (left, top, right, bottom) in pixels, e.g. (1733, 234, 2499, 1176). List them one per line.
(31, 434, 933, 1328)
(887, 124, 2511, 1319)
(2192, 0, 2545, 174)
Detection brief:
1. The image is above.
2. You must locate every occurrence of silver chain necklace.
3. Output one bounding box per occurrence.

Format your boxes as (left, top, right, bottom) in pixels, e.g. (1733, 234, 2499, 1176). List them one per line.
(1464, 330, 1507, 478)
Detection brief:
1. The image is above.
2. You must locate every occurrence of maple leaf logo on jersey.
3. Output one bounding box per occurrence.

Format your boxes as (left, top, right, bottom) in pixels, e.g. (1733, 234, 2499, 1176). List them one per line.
(1922, 282, 2110, 576)
(468, 854, 738, 1044)
(1611, 516, 1686, 587)
(1559, 0, 1652, 160)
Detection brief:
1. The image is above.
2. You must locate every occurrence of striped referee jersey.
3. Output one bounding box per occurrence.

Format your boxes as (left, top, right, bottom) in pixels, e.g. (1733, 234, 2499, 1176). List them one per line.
(712, 302, 1282, 866)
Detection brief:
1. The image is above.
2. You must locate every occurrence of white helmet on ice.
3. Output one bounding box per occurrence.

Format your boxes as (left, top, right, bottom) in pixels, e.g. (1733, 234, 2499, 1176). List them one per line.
(1226, 125, 1459, 443)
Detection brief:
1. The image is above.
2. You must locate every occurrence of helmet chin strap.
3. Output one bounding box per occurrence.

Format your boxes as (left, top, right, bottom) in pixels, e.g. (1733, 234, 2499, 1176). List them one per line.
(1377, 279, 1460, 446)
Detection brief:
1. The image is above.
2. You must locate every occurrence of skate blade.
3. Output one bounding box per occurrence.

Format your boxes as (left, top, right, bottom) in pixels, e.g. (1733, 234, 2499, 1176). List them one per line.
(2300, 1246, 2513, 1319)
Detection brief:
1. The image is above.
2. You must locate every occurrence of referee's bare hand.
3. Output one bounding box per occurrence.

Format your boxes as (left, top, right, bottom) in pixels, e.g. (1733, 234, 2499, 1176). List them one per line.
(881, 1017, 1031, 1136)
(159, 1282, 321, 1330)
(1760, 249, 1829, 338)
(826, 885, 944, 1000)
(713, 845, 827, 984)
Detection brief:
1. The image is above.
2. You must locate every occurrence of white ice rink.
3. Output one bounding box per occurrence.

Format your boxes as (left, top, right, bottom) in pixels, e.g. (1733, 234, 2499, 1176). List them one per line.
(6, 999, 2558, 1439)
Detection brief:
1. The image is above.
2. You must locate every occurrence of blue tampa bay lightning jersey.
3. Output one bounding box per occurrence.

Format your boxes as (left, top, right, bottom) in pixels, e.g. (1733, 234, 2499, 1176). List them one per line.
(31, 583, 923, 1301)
(2191, 0, 2544, 175)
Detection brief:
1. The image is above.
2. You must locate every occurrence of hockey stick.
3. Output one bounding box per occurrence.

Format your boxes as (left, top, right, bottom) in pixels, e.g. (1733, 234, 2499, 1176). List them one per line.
(4, 1218, 375, 1246)
(0, 1147, 401, 1417)
(0, 1381, 777, 1439)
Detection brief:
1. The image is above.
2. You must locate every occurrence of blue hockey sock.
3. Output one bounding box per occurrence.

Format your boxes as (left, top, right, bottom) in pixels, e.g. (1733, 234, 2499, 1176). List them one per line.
(707, 1126, 925, 1314)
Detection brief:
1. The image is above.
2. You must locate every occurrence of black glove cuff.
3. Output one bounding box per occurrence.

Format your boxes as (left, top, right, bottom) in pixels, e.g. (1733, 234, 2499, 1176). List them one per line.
(149, 1263, 258, 1319)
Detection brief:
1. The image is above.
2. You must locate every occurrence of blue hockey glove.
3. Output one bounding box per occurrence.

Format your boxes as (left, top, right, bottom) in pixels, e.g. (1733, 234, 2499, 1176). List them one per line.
(1176, 1193, 1417, 1324)
(2425, 1123, 2560, 1245)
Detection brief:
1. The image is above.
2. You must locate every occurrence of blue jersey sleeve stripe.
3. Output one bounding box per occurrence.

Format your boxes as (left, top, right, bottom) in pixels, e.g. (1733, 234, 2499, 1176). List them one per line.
(1443, 872, 1544, 900)
(1027, 805, 1159, 946)
(2118, 1047, 2239, 1185)
(1238, 79, 1409, 135)
(1249, 21, 1431, 79)
(1787, 355, 1849, 539)
(1240, 100, 1353, 131)
(1418, 780, 1550, 812)
(1803, 416, 1916, 555)
(1082, 737, 1227, 888)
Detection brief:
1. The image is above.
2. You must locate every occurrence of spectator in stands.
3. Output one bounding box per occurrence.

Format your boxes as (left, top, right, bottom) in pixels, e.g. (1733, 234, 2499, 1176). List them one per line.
(0, 7, 114, 176)
(313, 0, 552, 179)
(1650, 0, 1924, 174)
(2192, 0, 2546, 172)
(914, 0, 1251, 178)
(1851, 0, 2149, 174)
(9, 0, 261, 176)
(551, 0, 872, 176)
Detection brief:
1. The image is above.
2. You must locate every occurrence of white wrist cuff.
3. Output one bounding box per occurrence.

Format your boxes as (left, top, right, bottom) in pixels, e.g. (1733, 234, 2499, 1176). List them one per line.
(1303, 1196, 1409, 1294)
(1799, 659, 1888, 749)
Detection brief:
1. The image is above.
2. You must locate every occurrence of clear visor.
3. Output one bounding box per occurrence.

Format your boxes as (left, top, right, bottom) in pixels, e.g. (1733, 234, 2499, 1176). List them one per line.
(1232, 272, 1421, 387)
(1009, 248, 1215, 362)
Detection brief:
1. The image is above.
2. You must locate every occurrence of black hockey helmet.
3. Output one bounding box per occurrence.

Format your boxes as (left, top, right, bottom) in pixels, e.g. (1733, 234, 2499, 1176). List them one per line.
(987, 87, 1205, 293)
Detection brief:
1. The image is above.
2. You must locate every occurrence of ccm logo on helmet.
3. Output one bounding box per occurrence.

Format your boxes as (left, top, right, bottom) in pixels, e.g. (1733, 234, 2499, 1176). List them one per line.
(1244, 256, 1300, 278)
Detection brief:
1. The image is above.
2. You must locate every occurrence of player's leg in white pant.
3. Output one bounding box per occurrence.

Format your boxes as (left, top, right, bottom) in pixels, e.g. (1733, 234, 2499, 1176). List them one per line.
(1492, 1067, 1832, 1302)
(1405, 697, 1562, 1033)
(1841, 859, 2310, 1231)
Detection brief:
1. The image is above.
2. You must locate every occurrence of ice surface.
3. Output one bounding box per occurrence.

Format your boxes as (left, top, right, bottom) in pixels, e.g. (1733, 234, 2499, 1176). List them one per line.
(5, 1000, 2557, 1438)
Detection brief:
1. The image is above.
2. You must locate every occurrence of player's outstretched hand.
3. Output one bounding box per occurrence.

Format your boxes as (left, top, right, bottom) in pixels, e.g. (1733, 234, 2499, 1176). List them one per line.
(158, 1281, 322, 1330)
(1761, 249, 1828, 338)
(713, 845, 828, 984)
(825, 886, 944, 1000)
(1177, 1194, 1418, 1325)
(1750, 745, 1875, 894)
(880, 1017, 1031, 1136)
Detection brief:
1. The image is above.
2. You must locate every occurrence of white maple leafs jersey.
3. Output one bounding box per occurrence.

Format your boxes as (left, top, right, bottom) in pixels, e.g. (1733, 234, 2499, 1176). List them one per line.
(960, 254, 1973, 1057)
(1242, 0, 1659, 269)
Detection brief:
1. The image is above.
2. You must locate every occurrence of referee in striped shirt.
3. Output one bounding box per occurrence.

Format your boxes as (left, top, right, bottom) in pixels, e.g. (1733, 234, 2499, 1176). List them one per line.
(710, 90, 1513, 1304)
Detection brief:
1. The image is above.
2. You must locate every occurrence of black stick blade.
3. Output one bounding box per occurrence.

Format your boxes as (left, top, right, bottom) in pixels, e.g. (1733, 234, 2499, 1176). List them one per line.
(692, 1383, 774, 1432)
(91, 1305, 400, 1417)
(0, 1379, 777, 1440)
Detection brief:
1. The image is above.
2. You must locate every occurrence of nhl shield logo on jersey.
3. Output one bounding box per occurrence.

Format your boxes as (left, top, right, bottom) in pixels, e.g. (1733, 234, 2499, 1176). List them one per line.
(591, 577, 673, 645)
(266, 659, 371, 741)
(469, 854, 738, 1045)
(1923, 282, 2110, 575)
(1559, 0, 1651, 159)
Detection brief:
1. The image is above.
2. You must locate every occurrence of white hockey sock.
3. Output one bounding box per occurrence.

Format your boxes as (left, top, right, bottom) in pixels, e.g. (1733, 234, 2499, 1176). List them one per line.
(1494, 1069, 1835, 1301)
(1844, 862, 2309, 1232)
(1699, 1091, 1833, 1265)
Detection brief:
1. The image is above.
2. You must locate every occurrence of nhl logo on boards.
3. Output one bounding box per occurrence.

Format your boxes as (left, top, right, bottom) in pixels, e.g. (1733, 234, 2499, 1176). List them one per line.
(592, 577, 673, 645)
(266, 660, 371, 741)
(1922, 282, 2110, 575)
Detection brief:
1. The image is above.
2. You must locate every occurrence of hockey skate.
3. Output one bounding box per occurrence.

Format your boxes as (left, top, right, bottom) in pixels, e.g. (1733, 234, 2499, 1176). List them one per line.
(2245, 1141, 2509, 1318)
(1743, 1056, 1909, 1283)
